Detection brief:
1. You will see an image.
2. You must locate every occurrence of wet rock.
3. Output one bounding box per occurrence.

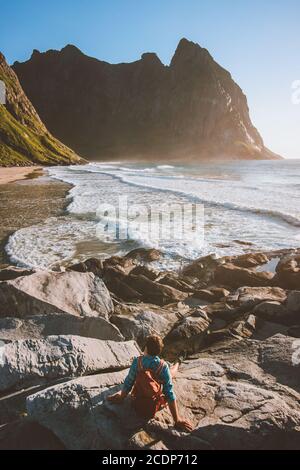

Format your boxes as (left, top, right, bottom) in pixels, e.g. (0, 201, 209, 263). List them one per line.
(192, 289, 216, 301)
(158, 273, 194, 293)
(124, 248, 161, 263)
(182, 254, 219, 283)
(0, 336, 140, 393)
(0, 271, 113, 319)
(233, 240, 255, 247)
(163, 316, 210, 361)
(125, 274, 189, 306)
(193, 287, 230, 302)
(102, 267, 143, 302)
(273, 253, 300, 289)
(68, 258, 104, 276)
(103, 256, 135, 274)
(215, 263, 274, 289)
(0, 266, 35, 281)
(232, 286, 287, 305)
(231, 253, 269, 269)
(130, 265, 159, 281)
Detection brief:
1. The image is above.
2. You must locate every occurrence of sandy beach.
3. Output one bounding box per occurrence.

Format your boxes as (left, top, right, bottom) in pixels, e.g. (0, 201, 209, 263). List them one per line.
(0, 169, 71, 265)
(0, 167, 43, 185)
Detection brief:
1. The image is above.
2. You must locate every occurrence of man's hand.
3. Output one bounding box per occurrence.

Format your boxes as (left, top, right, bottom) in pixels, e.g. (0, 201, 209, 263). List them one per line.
(175, 419, 194, 433)
(107, 391, 126, 404)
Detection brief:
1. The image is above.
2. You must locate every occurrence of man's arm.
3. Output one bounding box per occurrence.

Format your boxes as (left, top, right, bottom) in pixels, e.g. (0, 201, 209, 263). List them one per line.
(168, 399, 193, 432)
(161, 364, 193, 432)
(107, 357, 138, 404)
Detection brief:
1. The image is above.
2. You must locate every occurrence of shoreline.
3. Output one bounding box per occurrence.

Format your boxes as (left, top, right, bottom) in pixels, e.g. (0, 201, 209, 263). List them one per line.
(0, 169, 72, 266)
(1, 160, 300, 271)
(0, 167, 44, 185)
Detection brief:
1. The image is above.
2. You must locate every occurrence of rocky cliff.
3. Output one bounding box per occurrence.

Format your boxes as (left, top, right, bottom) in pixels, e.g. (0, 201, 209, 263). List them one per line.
(0, 52, 85, 167)
(13, 39, 280, 161)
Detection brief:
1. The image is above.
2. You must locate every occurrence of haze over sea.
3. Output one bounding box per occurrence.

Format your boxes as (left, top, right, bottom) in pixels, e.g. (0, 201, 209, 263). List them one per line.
(6, 159, 300, 270)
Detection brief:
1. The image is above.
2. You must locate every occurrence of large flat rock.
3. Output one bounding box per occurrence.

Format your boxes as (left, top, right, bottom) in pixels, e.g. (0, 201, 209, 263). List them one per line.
(26, 334, 300, 450)
(0, 313, 123, 342)
(0, 271, 113, 319)
(0, 336, 140, 393)
(27, 370, 138, 450)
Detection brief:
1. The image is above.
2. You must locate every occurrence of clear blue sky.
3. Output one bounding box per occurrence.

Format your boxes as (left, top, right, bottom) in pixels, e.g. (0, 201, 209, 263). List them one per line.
(1, 0, 300, 158)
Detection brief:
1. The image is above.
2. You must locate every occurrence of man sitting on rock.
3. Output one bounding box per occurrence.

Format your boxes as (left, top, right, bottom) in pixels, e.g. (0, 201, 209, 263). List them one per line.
(107, 334, 193, 432)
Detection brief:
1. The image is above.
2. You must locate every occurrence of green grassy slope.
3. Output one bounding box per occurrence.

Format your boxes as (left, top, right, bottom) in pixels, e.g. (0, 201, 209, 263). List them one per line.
(0, 52, 85, 166)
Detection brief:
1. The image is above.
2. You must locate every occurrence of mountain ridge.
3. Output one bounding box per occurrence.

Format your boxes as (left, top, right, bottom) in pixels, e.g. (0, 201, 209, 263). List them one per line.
(13, 39, 281, 161)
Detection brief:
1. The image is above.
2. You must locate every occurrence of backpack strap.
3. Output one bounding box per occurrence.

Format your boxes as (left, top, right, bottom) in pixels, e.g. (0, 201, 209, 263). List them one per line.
(137, 356, 144, 372)
(155, 359, 165, 378)
(137, 356, 165, 376)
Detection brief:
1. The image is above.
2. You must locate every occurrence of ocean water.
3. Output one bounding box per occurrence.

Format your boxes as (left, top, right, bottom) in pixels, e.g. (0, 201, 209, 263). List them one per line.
(6, 159, 300, 270)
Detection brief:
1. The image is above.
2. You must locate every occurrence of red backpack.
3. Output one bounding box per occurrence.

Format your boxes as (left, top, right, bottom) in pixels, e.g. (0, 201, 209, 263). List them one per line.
(131, 356, 167, 420)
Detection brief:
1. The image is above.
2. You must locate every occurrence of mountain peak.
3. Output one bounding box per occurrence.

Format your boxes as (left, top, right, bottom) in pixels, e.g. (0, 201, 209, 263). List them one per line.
(178, 37, 198, 49)
(170, 38, 210, 66)
(141, 52, 163, 66)
(61, 44, 83, 56)
(30, 49, 41, 59)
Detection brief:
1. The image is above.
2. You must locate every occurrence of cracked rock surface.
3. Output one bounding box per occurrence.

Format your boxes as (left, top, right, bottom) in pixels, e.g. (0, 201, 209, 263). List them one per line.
(0, 271, 113, 319)
(25, 334, 300, 450)
(0, 336, 139, 393)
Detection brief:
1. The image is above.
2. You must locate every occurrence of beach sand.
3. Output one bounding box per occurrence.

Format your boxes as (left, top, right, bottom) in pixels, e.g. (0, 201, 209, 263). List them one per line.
(0, 169, 71, 265)
(0, 167, 44, 185)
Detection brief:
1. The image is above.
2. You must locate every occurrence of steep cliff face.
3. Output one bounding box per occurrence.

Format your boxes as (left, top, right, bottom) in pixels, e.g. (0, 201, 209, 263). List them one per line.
(0, 52, 85, 167)
(13, 39, 280, 161)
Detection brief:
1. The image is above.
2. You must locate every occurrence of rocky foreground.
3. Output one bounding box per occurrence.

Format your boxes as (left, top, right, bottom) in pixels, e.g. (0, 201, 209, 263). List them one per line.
(0, 247, 299, 450)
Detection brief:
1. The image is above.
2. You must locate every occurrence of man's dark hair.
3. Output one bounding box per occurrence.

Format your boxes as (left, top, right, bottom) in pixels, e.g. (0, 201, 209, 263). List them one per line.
(145, 334, 164, 356)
